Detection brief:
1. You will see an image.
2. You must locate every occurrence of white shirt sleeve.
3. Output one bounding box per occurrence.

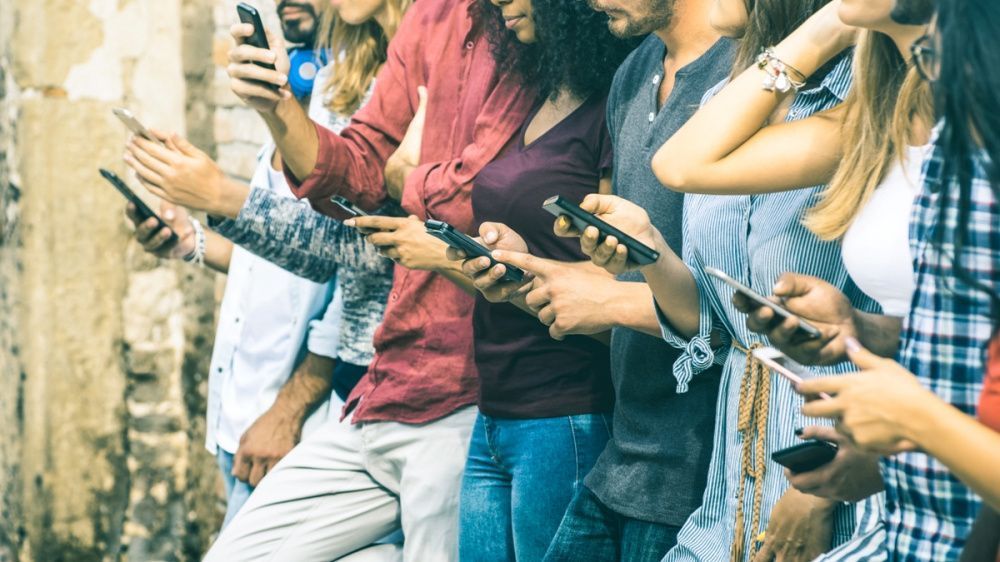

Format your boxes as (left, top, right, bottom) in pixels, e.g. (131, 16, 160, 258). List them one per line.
(305, 278, 343, 360)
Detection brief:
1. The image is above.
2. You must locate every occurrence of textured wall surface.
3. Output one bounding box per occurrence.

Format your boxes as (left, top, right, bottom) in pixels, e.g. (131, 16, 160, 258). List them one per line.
(0, 1, 275, 560)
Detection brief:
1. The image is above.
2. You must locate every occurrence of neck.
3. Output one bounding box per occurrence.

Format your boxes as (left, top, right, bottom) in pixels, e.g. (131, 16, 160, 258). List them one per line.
(885, 23, 928, 61)
(654, 0, 719, 60)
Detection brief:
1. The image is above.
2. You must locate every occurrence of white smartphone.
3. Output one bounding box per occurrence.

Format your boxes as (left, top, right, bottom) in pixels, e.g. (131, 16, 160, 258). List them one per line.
(112, 108, 164, 145)
(752, 346, 831, 400)
(704, 266, 822, 340)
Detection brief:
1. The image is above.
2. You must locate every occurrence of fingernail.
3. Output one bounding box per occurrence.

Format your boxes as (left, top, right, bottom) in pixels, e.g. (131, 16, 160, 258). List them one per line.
(164, 209, 174, 220)
(845, 337, 861, 354)
(773, 280, 787, 292)
(794, 427, 803, 436)
(344, 219, 355, 227)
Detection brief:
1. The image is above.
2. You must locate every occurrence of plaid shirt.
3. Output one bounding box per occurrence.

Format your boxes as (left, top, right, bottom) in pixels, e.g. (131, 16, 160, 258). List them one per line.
(884, 143, 999, 560)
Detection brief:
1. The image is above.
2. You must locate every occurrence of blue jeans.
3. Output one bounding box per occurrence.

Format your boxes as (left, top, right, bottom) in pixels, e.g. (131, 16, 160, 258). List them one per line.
(217, 448, 254, 529)
(542, 485, 680, 562)
(459, 412, 612, 562)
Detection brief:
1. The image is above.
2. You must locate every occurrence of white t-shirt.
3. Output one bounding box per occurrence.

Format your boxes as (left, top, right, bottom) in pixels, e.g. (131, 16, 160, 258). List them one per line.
(841, 145, 930, 316)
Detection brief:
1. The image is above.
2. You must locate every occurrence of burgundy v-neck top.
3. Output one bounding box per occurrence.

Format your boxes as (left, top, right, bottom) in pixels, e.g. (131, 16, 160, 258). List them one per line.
(470, 93, 614, 418)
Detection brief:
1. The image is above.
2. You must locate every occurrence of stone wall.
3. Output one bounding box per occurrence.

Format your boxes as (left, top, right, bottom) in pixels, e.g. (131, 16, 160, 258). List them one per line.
(0, 0, 278, 559)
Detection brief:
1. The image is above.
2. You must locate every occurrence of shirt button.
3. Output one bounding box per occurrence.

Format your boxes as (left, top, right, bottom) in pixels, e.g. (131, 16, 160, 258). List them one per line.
(465, 41, 474, 50)
(652, 74, 660, 85)
(391, 292, 399, 302)
(648, 112, 655, 123)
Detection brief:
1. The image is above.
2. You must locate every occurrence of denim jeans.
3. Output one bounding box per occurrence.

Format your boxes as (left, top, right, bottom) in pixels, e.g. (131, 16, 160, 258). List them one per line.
(459, 412, 612, 562)
(542, 485, 680, 562)
(217, 448, 255, 529)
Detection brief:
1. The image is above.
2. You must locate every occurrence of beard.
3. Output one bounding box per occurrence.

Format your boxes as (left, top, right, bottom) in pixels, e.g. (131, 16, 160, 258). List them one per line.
(890, 0, 935, 25)
(278, 1, 320, 46)
(591, 0, 675, 38)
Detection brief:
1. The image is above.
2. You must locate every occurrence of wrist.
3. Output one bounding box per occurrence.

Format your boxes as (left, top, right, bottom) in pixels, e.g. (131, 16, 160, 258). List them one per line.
(213, 177, 250, 219)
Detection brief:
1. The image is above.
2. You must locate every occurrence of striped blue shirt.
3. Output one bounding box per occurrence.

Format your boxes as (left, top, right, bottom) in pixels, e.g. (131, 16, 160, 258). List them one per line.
(658, 54, 886, 562)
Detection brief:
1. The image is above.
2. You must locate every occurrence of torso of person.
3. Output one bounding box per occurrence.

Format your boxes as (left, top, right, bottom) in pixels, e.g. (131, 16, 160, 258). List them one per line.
(581, 35, 734, 527)
(470, 93, 614, 419)
(841, 144, 931, 316)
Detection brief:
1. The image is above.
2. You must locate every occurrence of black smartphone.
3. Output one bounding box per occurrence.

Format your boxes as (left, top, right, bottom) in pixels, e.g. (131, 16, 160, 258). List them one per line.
(542, 195, 660, 266)
(99, 169, 178, 245)
(331, 196, 369, 218)
(771, 440, 838, 473)
(236, 2, 276, 70)
(425, 220, 525, 284)
(704, 266, 823, 340)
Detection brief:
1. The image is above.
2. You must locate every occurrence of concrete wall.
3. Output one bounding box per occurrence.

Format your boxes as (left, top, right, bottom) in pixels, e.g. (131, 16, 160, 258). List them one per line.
(0, 1, 275, 560)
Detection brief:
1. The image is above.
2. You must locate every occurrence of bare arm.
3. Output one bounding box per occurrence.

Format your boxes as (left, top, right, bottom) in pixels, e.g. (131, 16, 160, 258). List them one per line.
(652, 2, 855, 195)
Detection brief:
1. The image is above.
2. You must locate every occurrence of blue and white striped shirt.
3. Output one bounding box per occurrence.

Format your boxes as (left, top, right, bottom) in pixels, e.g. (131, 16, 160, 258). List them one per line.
(658, 54, 886, 562)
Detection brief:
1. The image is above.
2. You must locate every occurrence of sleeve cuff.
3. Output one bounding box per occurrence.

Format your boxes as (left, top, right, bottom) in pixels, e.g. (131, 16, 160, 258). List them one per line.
(306, 280, 343, 359)
(655, 267, 731, 393)
(399, 162, 434, 220)
(284, 121, 338, 200)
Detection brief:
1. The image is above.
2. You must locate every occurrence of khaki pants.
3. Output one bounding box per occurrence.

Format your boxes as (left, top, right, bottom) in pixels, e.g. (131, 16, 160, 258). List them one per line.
(204, 407, 477, 562)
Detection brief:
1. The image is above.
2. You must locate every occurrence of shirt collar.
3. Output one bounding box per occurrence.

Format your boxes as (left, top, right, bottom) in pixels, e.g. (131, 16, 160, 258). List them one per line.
(802, 49, 854, 104)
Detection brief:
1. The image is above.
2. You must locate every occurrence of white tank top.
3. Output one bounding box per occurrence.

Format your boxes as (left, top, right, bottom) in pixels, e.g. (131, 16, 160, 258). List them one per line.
(841, 145, 930, 316)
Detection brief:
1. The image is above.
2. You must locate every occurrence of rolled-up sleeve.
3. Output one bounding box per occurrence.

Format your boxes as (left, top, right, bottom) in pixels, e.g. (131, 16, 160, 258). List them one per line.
(656, 263, 731, 393)
(306, 279, 344, 360)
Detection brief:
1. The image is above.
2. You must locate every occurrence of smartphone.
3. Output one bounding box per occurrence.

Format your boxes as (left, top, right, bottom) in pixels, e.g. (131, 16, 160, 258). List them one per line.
(331, 196, 369, 218)
(425, 220, 525, 284)
(112, 108, 164, 146)
(772, 440, 838, 473)
(99, 169, 178, 245)
(542, 195, 660, 266)
(704, 266, 822, 340)
(752, 347, 831, 400)
(236, 2, 276, 70)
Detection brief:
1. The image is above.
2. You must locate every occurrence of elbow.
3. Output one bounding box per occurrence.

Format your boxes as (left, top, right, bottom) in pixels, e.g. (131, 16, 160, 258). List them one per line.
(651, 149, 696, 193)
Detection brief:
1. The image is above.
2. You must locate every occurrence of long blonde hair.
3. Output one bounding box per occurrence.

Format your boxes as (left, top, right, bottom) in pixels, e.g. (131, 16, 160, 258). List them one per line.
(315, 1, 412, 116)
(804, 31, 934, 240)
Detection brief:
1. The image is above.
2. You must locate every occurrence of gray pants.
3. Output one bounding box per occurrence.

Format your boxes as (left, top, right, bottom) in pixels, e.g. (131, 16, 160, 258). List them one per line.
(204, 407, 477, 562)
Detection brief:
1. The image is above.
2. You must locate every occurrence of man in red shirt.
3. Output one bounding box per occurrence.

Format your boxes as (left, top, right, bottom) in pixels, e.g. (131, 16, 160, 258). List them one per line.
(202, 0, 535, 560)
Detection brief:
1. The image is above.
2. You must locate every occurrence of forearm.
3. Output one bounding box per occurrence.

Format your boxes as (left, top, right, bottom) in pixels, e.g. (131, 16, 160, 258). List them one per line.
(911, 398, 1000, 512)
(262, 98, 319, 183)
(270, 352, 336, 422)
(607, 282, 666, 338)
(439, 262, 477, 296)
(853, 312, 903, 358)
(202, 230, 234, 273)
(641, 239, 702, 338)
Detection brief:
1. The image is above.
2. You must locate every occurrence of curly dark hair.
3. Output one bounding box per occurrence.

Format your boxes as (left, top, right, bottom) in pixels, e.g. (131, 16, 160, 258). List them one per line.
(478, 0, 641, 101)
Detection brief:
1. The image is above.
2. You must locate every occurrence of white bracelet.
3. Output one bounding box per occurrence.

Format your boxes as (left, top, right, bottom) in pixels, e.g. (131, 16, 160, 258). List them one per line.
(756, 48, 807, 93)
(183, 217, 206, 267)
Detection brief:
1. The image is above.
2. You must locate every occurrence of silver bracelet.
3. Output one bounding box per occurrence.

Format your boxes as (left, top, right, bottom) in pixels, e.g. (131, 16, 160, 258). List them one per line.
(756, 48, 807, 93)
(183, 217, 206, 267)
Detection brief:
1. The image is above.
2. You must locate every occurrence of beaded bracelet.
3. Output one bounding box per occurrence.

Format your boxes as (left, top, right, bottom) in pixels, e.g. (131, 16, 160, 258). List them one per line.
(756, 48, 807, 93)
(182, 217, 206, 268)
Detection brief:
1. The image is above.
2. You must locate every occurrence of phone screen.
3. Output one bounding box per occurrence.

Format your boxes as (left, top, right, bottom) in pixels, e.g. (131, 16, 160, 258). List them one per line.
(752, 347, 831, 400)
(703, 266, 822, 340)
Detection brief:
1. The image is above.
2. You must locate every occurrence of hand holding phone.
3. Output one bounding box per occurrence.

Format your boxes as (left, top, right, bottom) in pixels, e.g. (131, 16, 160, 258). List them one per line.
(542, 195, 660, 266)
(100, 168, 178, 246)
(426, 220, 525, 284)
(704, 266, 822, 340)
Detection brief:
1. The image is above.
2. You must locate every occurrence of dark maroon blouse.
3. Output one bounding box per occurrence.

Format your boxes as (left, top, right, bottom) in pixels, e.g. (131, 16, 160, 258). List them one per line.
(471, 93, 614, 419)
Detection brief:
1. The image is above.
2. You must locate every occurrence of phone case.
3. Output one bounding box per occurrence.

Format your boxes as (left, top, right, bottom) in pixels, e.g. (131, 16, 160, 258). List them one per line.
(236, 3, 276, 70)
(771, 440, 838, 473)
(541, 195, 660, 266)
(425, 220, 525, 284)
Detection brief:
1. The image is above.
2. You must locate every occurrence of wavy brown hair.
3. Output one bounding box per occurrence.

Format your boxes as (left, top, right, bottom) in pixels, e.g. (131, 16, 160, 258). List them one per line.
(804, 31, 934, 240)
(316, 1, 412, 116)
(731, 0, 832, 77)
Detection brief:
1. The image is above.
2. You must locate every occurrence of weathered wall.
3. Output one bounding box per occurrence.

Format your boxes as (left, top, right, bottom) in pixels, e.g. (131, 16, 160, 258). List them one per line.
(0, 0, 269, 559)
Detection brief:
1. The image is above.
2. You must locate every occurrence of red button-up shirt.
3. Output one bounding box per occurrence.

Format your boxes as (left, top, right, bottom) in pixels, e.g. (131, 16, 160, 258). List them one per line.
(286, 0, 535, 424)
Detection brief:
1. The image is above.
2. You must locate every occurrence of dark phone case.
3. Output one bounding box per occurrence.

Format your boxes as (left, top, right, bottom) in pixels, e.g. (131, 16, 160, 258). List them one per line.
(425, 220, 525, 284)
(771, 440, 838, 473)
(99, 169, 178, 245)
(541, 195, 660, 266)
(331, 196, 369, 218)
(236, 3, 276, 70)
